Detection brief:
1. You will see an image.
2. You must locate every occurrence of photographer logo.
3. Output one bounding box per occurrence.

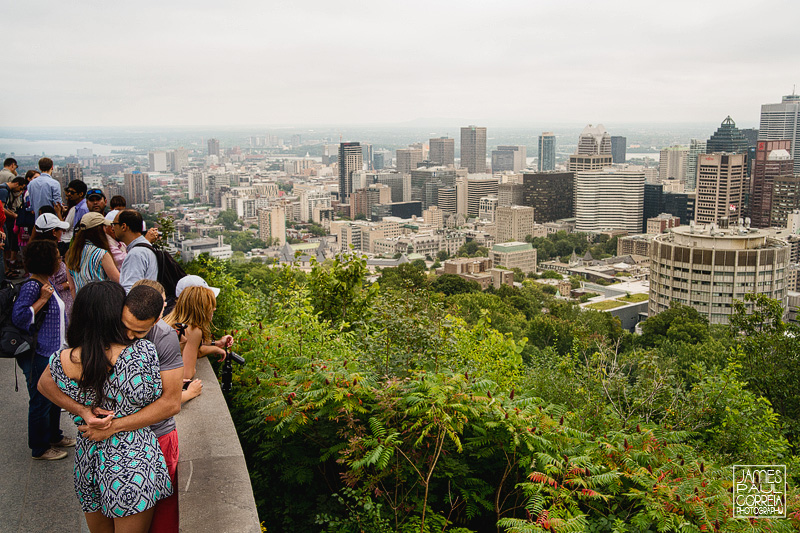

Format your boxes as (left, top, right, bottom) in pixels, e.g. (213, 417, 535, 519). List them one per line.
(733, 465, 786, 518)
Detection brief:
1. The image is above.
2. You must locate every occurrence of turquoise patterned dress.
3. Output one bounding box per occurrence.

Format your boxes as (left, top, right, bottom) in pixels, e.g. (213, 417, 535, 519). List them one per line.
(49, 339, 173, 517)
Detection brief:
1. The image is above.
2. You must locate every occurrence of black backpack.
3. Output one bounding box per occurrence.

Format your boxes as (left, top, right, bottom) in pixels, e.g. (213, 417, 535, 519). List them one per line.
(0, 279, 46, 359)
(128, 242, 187, 312)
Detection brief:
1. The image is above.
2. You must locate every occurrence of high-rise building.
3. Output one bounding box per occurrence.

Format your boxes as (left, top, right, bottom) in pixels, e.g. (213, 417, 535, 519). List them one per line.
(610, 136, 627, 164)
(466, 176, 499, 217)
(207, 138, 220, 157)
(694, 153, 746, 224)
(258, 206, 286, 245)
(643, 183, 664, 233)
(54, 163, 84, 189)
(168, 148, 190, 173)
(478, 196, 499, 222)
(460, 125, 487, 173)
(496, 205, 535, 243)
(371, 171, 410, 203)
(188, 171, 206, 201)
(124, 171, 151, 205)
(522, 171, 574, 222)
(538, 132, 556, 172)
(373, 151, 386, 170)
(396, 148, 423, 174)
(772, 175, 800, 229)
(663, 191, 696, 226)
(574, 166, 645, 233)
(684, 139, 707, 191)
(568, 124, 613, 172)
(491, 145, 527, 172)
(338, 142, 363, 203)
(750, 140, 794, 228)
(649, 225, 789, 325)
(362, 143, 374, 171)
(706, 116, 749, 154)
(659, 145, 689, 182)
(429, 137, 455, 167)
(759, 93, 800, 174)
(409, 167, 457, 209)
(498, 183, 524, 206)
(148, 151, 168, 173)
(351, 185, 392, 219)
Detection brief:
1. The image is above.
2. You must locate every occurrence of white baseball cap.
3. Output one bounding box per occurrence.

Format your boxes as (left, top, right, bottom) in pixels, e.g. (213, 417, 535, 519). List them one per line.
(35, 213, 70, 232)
(104, 209, 120, 223)
(175, 275, 220, 298)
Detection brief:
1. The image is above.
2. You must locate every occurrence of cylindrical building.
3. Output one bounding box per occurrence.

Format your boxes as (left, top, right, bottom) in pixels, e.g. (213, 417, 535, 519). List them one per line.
(649, 224, 789, 324)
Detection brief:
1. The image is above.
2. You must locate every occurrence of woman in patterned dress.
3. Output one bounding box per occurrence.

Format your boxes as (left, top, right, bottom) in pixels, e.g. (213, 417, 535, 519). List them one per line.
(49, 281, 172, 532)
(64, 212, 119, 293)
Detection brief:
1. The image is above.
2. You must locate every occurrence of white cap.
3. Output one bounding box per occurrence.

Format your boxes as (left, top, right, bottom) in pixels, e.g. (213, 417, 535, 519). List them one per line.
(175, 275, 220, 298)
(105, 209, 120, 223)
(35, 213, 70, 232)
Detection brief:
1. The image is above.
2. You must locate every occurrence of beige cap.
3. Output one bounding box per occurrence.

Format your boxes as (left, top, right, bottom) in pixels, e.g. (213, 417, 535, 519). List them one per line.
(78, 212, 111, 230)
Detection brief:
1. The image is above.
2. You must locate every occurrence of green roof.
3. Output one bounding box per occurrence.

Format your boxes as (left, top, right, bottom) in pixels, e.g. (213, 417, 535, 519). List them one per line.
(292, 243, 319, 251)
(492, 242, 533, 253)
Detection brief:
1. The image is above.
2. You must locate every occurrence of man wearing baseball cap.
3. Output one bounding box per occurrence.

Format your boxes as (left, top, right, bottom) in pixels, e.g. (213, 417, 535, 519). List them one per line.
(86, 188, 107, 215)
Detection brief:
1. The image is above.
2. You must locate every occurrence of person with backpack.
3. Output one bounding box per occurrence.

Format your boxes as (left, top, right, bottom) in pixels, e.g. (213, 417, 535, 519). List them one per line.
(114, 209, 158, 293)
(11, 239, 74, 460)
(1, 176, 27, 276)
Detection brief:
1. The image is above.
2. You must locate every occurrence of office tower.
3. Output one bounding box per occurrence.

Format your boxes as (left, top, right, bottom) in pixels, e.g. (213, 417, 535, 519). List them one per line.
(460, 125, 487, 173)
(371, 171, 410, 203)
(498, 183, 524, 206)
(188, 171, 206, 201)
(409, 167, 457, 209)
(148, 151, 168, 173)
(496, 205, 535, 243)
(258, 206, 286, 245)
(299, 189, 332, 222)
(694, 153, 746, 224)
(706, 116, 749, 154)
(322, 144, 339, 165)
(740, 128, 759, 147)
(649, 225, 789, 324)
(750, 139, 793, 228)
(54, 163, 84, 189)
(396, 148, 423, 173)
(373, 152, 386, 170)
(124, 171, 151, 205)
(611, 136, 627, 164)
(429, 137, 455, 167)
(351, 185, 392, 219)
(663, 192, 695, 226)
(491, 145, 527, 172)
(478, 196, 498, 222)
(207, 138, 220, 157)
(167, 148, 190, 173)
(659, 146, 689, 181)
(437, 188, 457, 214)
(574, 167, 645, 233)
(522, 171, 574, 222)
(643, 183, 665, 233)
(684, 139, 707, 191)
(362, 143, 374, 171)
(568, 124, 613, 172)
(772, 174, 800, 229)
(466, 176, 499, 217)
(338, 142, 363, 203)
(760, 93, 800, 174)
(538, 132, 556, 171)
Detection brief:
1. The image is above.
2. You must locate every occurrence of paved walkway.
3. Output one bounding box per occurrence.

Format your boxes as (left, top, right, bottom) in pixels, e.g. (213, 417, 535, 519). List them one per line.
(0, 356, 89, 533)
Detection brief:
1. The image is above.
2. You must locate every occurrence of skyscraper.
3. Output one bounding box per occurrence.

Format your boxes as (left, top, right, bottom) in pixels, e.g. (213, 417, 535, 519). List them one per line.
(694, 153, 746, 224)
(396, 148, 423, 173)
(207, 138, 220, 157)
(495, 205, 535, 243)
(522, 171, 574, 222)
(750, 139, 793, 228)
(124, 171, 151, 205)
(706, 116, 749, 154)
(491, 146, 527, 172)
(684, 139, 707, 191)
(429, 137, 455, 167)
(338, 142, 363, 203)
(568, 124, 613, 172)
(759, 93, 800, 174)
(460, 125, 487, 173)
(466, 176, 498, 217)
(658, 146, 689, 182)
(611, 136, 627, 164)
(361, 143, 374, 171)
(574, 166, 644, 233)
(538, 132, 556, 171)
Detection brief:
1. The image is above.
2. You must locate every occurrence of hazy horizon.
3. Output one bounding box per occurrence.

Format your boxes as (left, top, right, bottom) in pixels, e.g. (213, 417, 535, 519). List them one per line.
(4, 0, 798, 128)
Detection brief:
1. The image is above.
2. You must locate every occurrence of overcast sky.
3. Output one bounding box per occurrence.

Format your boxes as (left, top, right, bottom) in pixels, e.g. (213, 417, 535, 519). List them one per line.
(4, 0, 798, 128)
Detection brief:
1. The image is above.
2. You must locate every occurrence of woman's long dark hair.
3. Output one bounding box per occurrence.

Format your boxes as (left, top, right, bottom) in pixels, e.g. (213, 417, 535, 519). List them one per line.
(67, 281, 130, 408)
(65, 225, 110, 271)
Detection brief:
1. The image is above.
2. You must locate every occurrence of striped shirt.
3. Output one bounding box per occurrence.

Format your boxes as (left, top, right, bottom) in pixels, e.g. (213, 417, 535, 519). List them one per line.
(69, 243, 109, 293)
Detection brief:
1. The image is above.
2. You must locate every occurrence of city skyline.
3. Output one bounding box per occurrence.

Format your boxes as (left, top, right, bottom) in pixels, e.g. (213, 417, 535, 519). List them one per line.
(4, 0, 798, 128)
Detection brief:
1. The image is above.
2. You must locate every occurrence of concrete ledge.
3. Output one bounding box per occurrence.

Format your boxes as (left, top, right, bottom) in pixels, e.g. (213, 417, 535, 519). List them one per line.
(176, 358, 261, 533)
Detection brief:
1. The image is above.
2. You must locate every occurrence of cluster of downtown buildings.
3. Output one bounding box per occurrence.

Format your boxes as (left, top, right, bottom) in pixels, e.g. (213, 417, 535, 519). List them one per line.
(5, 93, 800, 326)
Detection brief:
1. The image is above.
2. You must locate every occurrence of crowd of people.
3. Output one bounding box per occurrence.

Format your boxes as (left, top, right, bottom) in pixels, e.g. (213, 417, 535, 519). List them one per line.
(3, 157, 234, 533)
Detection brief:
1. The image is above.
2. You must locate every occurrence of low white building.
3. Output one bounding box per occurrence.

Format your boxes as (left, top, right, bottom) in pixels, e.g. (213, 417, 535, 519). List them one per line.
(179, 236, 233, 261)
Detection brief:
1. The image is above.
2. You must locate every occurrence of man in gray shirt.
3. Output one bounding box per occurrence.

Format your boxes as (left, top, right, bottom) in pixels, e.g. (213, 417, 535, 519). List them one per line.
(39, 284, 185, 532)
(114, 209, 158, 292)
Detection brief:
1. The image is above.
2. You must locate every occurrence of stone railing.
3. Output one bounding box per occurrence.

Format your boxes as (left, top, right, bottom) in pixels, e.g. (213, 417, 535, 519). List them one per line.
(175, 357, 261, 533)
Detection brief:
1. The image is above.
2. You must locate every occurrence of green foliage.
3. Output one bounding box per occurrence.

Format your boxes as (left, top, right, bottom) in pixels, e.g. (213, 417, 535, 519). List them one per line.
(431, 274, 481, 296)
(456, 241, 489, 257)
(307, 253, 378, 330)
(217, 208, 240, 230)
